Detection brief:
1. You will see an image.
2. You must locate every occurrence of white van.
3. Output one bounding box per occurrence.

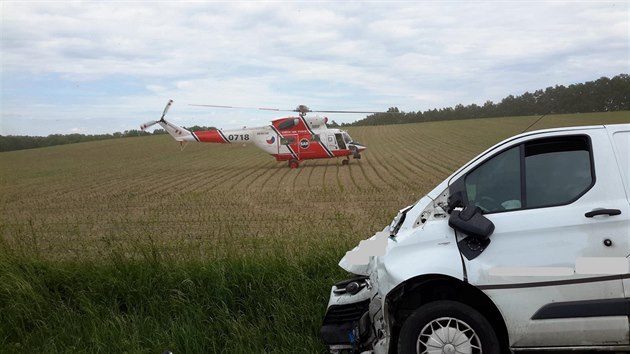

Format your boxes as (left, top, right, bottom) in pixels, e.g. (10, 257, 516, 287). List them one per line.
(321, 124, 630, 354)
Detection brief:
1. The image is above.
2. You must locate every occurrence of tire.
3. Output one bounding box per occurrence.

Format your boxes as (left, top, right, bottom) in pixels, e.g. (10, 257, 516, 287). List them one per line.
(288, 160, 299, 168)
(397, 300, 500, 354)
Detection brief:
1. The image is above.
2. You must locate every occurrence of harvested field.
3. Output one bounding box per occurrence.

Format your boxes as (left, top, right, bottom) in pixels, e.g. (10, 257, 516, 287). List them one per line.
(1, 112, 628, 353)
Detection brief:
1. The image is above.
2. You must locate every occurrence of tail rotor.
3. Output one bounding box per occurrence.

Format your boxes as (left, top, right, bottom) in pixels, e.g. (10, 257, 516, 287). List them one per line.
(141, 99, 174, 131)
(160, 99, 173, 120)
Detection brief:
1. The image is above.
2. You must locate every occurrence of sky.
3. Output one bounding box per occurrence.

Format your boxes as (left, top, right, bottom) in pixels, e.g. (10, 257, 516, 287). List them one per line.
(1, 1, 628, 136)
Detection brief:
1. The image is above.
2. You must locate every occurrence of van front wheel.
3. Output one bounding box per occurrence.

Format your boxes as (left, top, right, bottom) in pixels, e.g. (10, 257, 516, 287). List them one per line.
(397, 300, 499, 354)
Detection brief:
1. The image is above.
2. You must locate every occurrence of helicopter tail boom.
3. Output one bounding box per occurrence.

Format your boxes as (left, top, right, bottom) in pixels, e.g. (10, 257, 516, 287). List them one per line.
(157, 120, 197, 142)
(140, 118, 196, 142)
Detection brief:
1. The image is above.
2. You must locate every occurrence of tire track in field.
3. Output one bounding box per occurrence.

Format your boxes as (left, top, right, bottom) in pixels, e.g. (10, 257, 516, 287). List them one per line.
(368, 122, 487, 182)
(360, 152, 394, 189)
(361, 128, 416, 190)
(246, 164, 281, 191)
(319, 159, 330, 192)
(128, 154, 232, 195)
(335, 162, 344, 192)
(362, 126, 422, 187)
(155, 165, 225, 194)
(387, 127, 461, 179)
(183, 168, 231, 193)
(275, 163, 299, 190)
(291, 162, 308, 191)
(392, 142, 446, 179)
(232, 162, 277, 192)
(258, 165, 286, 191)
(226, 160, 272, 191)
(398, 141, 464, 179)
(202, 156, 266, 190)
(141, 171, 203, 196)
(373, 152, 416, 189)
(346, 164, 362, 192)
(354, 159, 379, 190)
(143, 156, 241, 195)
(306, 162, 324, 189)
(89, 172, 181, 197)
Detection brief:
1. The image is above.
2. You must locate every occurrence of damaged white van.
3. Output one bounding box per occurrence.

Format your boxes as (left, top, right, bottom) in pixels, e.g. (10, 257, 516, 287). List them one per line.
(320, 124, 630, 353)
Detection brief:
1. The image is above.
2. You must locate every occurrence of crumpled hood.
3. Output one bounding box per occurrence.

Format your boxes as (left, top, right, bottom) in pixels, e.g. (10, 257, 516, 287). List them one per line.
(338, 197, 437, 275)
(337, 179, 452, 276)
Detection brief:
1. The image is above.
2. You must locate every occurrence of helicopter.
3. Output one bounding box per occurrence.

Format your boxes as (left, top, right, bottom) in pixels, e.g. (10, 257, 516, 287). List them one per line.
(141, 100, 375, 168)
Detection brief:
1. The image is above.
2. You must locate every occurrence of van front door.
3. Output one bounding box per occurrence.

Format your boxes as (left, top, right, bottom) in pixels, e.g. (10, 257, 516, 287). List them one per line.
(450, 128, 629, 348)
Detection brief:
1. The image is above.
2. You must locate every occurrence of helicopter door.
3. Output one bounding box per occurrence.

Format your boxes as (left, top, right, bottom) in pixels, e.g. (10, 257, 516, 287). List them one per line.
(335, 133, 347, 150)
(280, 134, 299, 160)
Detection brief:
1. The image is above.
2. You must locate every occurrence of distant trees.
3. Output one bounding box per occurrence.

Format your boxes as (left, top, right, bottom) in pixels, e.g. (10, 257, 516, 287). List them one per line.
(351, 74, 630, 126)
(186, 125, 216, 132)
(0, 129, 167, 152)
(3, 74, 628, 152)
(0, 125, 225, 152)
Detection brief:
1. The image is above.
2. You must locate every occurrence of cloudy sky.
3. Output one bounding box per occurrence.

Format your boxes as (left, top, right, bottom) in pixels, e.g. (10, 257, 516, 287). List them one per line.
(1, 1, 628, 136)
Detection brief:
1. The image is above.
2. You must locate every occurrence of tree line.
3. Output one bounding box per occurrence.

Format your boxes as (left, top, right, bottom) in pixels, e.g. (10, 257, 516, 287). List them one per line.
(0, 126, 214, 152)
(348, 74, 629, 126)
(2, 74, 628, 151)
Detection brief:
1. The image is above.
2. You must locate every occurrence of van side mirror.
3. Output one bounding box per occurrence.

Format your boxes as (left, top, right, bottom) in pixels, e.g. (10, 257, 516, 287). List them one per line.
(447, 191, 465, 213)
(449, 206, 495, 260)
(448, 205, 495, 239)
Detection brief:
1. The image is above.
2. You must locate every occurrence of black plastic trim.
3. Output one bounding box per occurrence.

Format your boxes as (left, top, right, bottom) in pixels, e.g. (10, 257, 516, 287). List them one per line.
(320, 299, 370, 345)
(477, 273, 630, 290)
(531, 298, 630, 320)
(585, 208, 622, 217)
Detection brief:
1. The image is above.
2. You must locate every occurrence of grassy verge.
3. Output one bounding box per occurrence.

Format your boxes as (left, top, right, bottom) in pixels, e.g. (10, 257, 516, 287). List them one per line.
(0, 238, 351, 353)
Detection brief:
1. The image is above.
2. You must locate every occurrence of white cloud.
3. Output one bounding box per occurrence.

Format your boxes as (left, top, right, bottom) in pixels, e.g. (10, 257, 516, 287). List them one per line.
(1, 1, 628, 135)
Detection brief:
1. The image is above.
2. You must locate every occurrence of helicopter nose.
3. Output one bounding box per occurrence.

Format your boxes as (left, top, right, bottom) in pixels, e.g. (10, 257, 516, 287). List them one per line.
(350, 142, 367, 152)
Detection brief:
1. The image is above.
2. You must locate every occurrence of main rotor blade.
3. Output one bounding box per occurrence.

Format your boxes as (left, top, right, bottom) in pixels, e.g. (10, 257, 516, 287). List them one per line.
(189, 104, 291, 112)
(310, 110, 383, 114)
(189, 104, 384, 114)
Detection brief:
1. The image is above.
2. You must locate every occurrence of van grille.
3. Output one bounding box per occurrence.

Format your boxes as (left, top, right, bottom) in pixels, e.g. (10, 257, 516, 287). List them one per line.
(323, 300, 370, 324)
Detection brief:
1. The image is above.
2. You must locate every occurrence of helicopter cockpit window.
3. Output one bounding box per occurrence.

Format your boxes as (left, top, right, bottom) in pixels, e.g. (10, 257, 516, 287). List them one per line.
(311, 134, 321, 142)
(342, 133, 352, 143)
(335, 134, 347, 150)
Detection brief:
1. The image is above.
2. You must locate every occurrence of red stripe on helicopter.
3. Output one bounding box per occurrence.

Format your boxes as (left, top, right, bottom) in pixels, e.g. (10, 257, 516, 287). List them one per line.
(298, 116, 334, 157)
(193, 130, 230, 143)
(272, 149, 351, 161)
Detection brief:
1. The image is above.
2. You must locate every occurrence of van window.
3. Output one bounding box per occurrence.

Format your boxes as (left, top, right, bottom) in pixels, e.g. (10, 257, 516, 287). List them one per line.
(465, 146, 521, 212)
(524, 137, 592, 208)
(464, 135, 593, 213)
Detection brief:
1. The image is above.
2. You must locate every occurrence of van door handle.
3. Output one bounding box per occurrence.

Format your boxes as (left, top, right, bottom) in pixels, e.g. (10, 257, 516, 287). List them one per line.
(585, 209, 622, 218)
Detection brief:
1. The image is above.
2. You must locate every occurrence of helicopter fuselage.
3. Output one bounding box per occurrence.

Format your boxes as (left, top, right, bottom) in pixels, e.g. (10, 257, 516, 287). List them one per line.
(154, 114, 366, 167)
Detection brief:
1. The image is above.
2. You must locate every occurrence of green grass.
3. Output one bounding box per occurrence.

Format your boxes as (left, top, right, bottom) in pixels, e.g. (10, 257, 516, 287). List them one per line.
(1, 112, 629, 353)
(0, 237, 350, 353)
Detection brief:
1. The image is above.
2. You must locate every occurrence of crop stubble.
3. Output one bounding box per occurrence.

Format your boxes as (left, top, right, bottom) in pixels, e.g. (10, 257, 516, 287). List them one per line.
(1, 112, 628, 261)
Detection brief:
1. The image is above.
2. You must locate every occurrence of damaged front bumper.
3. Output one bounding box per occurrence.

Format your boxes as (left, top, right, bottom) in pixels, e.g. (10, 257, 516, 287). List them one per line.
(320, 275, 389, 354)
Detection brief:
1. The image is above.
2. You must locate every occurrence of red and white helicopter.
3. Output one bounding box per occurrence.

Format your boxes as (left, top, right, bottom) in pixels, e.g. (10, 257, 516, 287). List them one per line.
(141, 100, 374, 168)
